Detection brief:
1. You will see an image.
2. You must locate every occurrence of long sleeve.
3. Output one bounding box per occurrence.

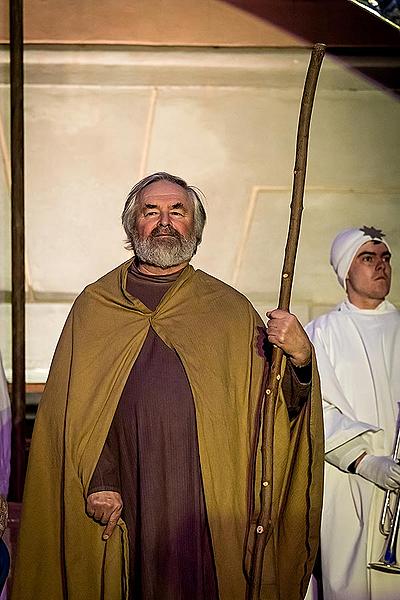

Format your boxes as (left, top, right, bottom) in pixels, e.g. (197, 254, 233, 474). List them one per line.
(305, 317, 380, 453)
(261, 329, 311, 420)
(325, 431, 375, 471)
(281, 361, 311, 420)
(88, 418, 121, 495)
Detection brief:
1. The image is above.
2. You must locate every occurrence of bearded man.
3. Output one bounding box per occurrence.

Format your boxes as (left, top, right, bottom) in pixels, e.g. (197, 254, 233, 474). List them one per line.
(12, 172, 323, 600)
(306, 226, 400, 600)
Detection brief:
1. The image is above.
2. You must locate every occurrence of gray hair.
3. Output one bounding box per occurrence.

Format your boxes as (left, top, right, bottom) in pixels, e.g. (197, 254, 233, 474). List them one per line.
(122, 172, 206, 252)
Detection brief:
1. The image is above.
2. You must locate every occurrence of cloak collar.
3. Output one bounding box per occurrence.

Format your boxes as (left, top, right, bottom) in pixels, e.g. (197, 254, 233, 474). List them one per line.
(118, 258, 196, 315)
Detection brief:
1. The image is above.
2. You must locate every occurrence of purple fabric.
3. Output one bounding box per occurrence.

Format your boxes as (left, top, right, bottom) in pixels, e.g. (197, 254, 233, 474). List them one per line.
(0, 414, 11, 497)
(89, 264, 219, 600)
(0, 356, 11, 497)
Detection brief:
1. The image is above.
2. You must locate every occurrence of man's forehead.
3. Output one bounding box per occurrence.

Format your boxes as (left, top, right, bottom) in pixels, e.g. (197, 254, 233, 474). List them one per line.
(140, 181, 190, 203)
(356, 240, 390, 255)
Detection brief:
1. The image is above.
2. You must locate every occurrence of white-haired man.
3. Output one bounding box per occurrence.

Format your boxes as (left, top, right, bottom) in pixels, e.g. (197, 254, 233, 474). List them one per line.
(306, 226, 400, 600)
(13, 172, 323, 600)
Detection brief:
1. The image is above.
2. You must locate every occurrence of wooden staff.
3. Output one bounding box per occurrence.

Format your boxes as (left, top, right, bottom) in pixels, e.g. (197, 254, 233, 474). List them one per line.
(248, 43, 326, 599)
(10, 0, 26, 502)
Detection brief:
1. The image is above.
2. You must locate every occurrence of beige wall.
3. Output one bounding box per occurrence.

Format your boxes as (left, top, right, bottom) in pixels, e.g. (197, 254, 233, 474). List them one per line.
(0, 45, 399, 381)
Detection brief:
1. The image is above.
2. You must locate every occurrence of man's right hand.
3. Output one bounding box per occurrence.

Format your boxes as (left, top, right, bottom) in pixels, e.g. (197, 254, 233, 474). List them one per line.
(86, 491, 123, 540)
(356, 455, 400, 490)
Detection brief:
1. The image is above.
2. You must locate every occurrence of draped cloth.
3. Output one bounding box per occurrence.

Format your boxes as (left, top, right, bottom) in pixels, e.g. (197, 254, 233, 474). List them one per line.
(12, 260, 323, 600)
(89, 264, 219, 599)
(306, 300, 400, 600)
(0, 357, 10, 600)
(0, 354, 11, 497)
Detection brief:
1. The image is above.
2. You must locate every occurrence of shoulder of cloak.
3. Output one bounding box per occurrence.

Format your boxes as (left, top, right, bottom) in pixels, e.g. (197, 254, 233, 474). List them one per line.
(73, 259, 132, 309)
(73, 261, 264, 326)
(190, 269, 264, 324)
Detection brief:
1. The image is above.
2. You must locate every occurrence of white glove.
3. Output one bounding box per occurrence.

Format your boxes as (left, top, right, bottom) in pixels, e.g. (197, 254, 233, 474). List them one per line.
(356, 455, 400, 490)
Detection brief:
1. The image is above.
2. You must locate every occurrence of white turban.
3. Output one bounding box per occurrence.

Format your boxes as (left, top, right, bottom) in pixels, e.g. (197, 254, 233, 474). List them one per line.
(330, 226, 390, 289)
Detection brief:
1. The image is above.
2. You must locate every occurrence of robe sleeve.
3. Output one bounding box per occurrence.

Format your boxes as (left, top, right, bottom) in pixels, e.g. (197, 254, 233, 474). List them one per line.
(260, 326, 311, 420)
(87, 418, 121, 495)
(305, 319, 380, 453)
(281, 362, 311, 420)
(325, 431, 372, 471)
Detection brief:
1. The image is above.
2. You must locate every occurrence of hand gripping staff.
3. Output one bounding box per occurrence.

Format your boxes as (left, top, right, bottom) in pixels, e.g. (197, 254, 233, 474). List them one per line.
(248, 43, 326, 600)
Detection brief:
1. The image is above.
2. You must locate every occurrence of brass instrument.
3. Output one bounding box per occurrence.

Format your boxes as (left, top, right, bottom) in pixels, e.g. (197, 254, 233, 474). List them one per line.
(369, 422, 400, 574)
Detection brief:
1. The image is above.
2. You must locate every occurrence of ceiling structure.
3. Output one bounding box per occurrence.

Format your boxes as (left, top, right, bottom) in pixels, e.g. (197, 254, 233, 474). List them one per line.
(224, 0, 400, 95)
(348, 0, 400, 29)
(1, 0, 399, 45)
(2, 1, 399, 94)
(1, 0, 300, 47)
(224, 0, 400, 46)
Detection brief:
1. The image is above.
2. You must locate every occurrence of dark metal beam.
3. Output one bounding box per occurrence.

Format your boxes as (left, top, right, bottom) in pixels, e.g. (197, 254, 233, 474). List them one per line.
(9, 0, 26, 502)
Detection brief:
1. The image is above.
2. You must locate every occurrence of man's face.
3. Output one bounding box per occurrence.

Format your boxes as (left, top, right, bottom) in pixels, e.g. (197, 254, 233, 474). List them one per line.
(346, 241, 392, 308)
(136, 180, 195, 240)
(132, 180, 197, 269)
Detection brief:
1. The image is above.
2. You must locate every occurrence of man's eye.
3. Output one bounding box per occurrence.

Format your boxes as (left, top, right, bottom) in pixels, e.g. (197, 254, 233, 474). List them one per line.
(362, 256, 373, 262)
(145, 211, 158, 217)
(170, 211, 184, 217)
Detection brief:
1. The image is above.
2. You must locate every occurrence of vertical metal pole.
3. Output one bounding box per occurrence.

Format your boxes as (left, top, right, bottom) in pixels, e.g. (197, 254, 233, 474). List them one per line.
(9, 0, 26, 502)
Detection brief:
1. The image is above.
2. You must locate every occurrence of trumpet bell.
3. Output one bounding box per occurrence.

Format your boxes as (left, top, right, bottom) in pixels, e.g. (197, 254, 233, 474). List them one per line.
(369, 410, 400, 574)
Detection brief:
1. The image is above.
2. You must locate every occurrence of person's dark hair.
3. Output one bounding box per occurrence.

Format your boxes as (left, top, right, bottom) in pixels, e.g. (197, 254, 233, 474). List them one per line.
(122, 172, 206, 251)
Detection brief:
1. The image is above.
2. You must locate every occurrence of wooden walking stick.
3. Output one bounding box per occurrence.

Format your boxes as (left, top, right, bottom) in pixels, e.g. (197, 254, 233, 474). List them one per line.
(248, 43, 326, 600)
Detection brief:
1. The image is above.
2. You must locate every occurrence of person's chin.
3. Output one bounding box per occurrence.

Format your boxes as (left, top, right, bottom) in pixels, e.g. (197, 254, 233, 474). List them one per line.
(371, 282, 390, 297)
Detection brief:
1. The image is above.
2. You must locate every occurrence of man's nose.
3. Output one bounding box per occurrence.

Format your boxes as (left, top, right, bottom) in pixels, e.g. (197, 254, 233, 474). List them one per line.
(375, 258, 385, 270)
(159, 212, 171, 226)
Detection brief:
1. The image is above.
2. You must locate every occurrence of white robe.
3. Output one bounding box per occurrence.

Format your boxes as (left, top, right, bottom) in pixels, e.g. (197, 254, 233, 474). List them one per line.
(305, 300, 400, 600)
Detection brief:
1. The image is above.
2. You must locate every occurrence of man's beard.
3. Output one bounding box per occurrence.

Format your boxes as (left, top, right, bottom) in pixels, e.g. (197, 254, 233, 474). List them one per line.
(131, 224, 198, 269)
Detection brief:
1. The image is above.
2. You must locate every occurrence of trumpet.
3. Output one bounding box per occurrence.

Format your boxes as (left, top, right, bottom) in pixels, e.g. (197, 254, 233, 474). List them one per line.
(369, 422, 400, 574)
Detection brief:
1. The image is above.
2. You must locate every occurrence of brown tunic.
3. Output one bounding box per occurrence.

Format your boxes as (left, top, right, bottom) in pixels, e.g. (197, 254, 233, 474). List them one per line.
(89, 264, 219, 600)
(89, 263, 310, 600)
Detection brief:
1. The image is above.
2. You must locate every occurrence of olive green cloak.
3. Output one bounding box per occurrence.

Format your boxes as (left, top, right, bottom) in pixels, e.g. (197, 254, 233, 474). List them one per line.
(12, 261, 323, 600)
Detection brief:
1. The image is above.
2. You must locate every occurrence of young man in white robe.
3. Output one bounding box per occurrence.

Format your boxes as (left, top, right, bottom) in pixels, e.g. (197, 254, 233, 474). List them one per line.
(305, 225, 400, 600)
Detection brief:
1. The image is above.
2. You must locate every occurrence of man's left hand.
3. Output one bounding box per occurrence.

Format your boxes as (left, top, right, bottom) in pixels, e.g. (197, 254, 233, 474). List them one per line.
(266, 309, 312, 367)
(86, 491, 123, 541)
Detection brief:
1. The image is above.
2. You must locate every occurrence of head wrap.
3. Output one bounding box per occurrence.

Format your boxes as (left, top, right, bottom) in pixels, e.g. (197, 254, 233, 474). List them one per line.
(330, 225, 390, 289)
